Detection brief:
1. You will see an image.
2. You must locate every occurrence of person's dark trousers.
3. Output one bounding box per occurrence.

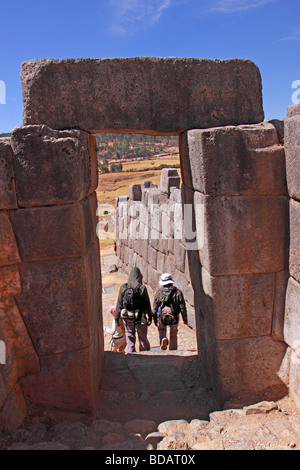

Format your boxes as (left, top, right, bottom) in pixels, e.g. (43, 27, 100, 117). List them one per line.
(123, 320, 150, 353)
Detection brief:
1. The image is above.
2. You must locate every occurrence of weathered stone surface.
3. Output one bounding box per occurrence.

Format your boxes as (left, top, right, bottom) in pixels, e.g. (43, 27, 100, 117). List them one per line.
(10, 198, 94, 262)
(289, 350, 300, 410)
(0, 138, 17, 209)
(16, 254, 98, 356)
(201, 268, 276, 339)
(287, 103, 300, 118)
(290, 199, 300, 283)
(8, 441, 71, 450)
(11, 125, 94, 207)
(0, 212, 20, 266)
(194, 192, 288, 275)
(272, 271, 289, 341)
(147, 245, 157, 270)
(129, 184, 142, 201)
(174, 240, 186, 273)
(186, 122, 287, 195)
(216, 336, 288, 402)
(160, 168, 180, 194)
(87, 133, 98, 197)
(147, 265, 160, 289)
(284, 111, 300, 200)
(284, 277, 300, 352)
(21, 335, 101, 414)
(0, 297, 39, 404)
(0, 383, 27, 432)
(21, 58, 264, 132)
(124, 419, 157, 437)
(0, 265, 21, 298)
(243, 401, 278, 415)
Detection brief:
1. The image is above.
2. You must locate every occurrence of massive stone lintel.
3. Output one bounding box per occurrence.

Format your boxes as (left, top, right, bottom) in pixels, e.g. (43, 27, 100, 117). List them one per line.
(21, 57, 264, 133)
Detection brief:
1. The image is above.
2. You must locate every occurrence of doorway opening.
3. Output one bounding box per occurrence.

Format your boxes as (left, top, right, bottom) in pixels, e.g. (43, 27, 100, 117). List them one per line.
(93, 132, 198, 355)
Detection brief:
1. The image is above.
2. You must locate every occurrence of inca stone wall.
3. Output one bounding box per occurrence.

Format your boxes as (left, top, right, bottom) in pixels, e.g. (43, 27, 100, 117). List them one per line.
(116, 168, 197, 327)
(115, 121, 291, 403)
(0, 127, 103, 431)
(180, 120, 289, 403)
(0, 56, 299, 429)
(283, 104, 300, 409)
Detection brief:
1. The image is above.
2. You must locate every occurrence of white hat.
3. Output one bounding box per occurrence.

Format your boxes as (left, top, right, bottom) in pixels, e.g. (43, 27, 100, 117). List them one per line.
(159, 273, 175, 286)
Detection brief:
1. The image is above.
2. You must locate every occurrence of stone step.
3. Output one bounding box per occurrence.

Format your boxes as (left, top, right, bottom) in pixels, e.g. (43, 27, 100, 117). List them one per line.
(97, 386, 219, 425)
(100, 350, 206, 393)
(97, 351, 219, 424)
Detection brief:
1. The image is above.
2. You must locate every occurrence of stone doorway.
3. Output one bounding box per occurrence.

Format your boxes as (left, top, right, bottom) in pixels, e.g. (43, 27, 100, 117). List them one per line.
(1, 57, 289, 423)
(95, 131, 198, 355)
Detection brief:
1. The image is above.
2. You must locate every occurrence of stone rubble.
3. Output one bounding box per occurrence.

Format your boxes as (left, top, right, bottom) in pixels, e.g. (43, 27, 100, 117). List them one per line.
(1, 396, 299, 451)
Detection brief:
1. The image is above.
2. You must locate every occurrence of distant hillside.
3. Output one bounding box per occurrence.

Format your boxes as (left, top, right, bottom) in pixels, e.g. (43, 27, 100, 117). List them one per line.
(95, 133, 178, 162)
(0, 132, 11, 138)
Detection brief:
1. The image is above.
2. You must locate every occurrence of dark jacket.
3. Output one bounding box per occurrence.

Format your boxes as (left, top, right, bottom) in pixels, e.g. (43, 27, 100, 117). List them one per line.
(115, 267, 152, 324)
(153, 285, 187, 325)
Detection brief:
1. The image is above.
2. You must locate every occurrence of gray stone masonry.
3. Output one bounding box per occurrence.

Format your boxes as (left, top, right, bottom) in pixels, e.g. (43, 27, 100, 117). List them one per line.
(284, 104, 300, 410)
(116, 169, 195, 326)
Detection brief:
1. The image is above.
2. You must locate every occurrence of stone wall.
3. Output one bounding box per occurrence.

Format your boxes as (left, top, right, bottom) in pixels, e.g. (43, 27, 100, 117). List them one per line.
(116, 121, 291, 404)
(284, 104, 300, 409)
(0, 126, 103, 430)
(116, 168, 197, 327)
(181, 120, 289, 403)
(1, 56, 300, 429)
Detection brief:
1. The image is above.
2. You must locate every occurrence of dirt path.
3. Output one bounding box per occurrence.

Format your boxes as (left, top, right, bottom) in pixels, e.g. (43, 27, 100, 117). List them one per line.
(100, 244, 198, 353)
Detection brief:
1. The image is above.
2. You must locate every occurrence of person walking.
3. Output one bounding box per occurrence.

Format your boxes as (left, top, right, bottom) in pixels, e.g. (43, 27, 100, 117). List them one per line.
(153, 273, 188, 350)
(115, 267, 152, 354)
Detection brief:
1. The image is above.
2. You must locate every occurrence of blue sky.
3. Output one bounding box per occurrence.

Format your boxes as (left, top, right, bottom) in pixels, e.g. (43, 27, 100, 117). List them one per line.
(0, 0, 299, 133)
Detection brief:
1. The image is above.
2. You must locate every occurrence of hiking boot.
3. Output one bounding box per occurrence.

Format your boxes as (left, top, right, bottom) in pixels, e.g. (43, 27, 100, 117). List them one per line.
(161, 337, 169, 350)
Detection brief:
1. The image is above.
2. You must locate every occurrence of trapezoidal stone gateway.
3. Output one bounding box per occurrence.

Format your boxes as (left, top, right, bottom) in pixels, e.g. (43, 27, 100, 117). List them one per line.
(21, 57, 264, 133)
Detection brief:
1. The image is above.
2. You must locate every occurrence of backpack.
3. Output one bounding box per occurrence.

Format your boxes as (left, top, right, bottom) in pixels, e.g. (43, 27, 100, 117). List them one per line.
(157, 288, 177, 326)
(122, 283, 142, 312)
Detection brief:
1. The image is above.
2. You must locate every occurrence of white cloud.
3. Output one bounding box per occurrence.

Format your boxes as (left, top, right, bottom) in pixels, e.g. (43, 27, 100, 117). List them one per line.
(211, 0, 273, 13)
(109, 0, 171, 35)
(280, 28, 300, 42)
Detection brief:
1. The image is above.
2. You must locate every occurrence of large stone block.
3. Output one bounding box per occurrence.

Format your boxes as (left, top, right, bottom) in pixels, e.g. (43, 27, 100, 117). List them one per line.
(272, 271, 289, 342)
(216, 336, 288, 402)
(160, 168, 180, 194)
(174, 240, 186, 273)
(147, 245, 157, 270)
(85, 241, 102, 331)
(87, 133, 98, 196)
(21, 58, 264, 132)
(201, 268, 275, 339)
(147, 264, 160, 289)
(290, 199, 300, 283)
(284, 277, 300, 351)
(20, 335, 102, 414)
(284, 109, 300, 200)
(0, 383, 27, 432)
(129, 184, 142, 201)
(0, 139, 17, 209)
(0, 297, 40, 406)
(186, 122, 287, 196)
(10, 198, 94, 262)
(16, 254, 99, 356)
(11, 125, 94, 207)
(289, 350, 300, 410)
(0, 265, 21, 298)
(194, 192, 288, 275)
(0, 212, 20, 267)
